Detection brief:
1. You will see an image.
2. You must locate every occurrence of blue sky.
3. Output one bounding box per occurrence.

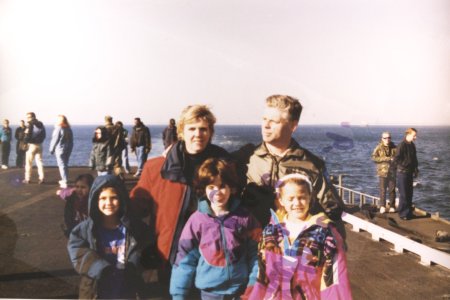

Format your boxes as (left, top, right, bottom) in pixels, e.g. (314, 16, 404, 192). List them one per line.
(1, 0, 449, 126)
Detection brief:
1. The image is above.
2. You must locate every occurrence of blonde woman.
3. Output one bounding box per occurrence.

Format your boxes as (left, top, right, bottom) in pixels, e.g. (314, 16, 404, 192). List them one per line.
(49, 115, 73, 188)
(130, 105, 230, 291)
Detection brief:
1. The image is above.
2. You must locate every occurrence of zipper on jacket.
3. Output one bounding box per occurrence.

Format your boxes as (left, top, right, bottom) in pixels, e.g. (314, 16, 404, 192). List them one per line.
(169, 185, 190, 265)
(124, 229, 130, 265)
(218, 219, 231, 282)
(270, 155, 281, 188)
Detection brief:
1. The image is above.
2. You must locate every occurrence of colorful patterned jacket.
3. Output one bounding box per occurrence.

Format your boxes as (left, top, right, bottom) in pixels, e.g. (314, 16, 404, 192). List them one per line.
(170, 196, 261, 299)
(248, 212, 352, 300)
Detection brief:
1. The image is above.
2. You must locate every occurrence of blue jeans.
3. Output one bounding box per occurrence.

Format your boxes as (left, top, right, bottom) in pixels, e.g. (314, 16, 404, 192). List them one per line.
(397, 172, 414, 218)
(56, 150, 71, 183)
(122, 146, 130, 172)
(135, 146, 148, 174)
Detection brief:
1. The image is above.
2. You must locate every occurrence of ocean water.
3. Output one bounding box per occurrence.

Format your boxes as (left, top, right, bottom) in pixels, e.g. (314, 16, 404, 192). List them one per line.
(8, 125, 450, 220)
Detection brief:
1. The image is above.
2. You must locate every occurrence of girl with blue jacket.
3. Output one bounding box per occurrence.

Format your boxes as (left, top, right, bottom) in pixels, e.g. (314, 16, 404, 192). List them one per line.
(170, 158, 261, 300)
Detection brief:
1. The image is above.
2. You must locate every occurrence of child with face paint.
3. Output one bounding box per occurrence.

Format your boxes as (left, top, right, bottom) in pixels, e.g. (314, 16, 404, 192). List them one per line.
(170, 158, 261, 300)
(249, 173, 352, 300)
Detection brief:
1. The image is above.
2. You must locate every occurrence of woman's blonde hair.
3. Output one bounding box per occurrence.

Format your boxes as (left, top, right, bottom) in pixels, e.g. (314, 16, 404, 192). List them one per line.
(177, 105, 216, 140)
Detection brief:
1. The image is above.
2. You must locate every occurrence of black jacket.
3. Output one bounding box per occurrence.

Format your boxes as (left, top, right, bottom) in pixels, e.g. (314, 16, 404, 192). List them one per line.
(394, 140, 418, 174)
(130, 124, 151, 151)
(25, 119, 46, 144)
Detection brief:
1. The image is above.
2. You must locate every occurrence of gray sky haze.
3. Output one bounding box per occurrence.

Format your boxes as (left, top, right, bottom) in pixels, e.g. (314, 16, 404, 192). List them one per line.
(1, 0, 449, 126)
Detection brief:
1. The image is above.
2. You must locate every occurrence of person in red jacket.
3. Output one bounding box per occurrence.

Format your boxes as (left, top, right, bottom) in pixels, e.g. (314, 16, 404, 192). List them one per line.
(129, 105, 230, 284)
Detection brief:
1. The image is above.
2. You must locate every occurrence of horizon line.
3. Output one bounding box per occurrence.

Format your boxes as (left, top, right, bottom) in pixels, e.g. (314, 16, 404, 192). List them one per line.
(7, 123, 450, 127)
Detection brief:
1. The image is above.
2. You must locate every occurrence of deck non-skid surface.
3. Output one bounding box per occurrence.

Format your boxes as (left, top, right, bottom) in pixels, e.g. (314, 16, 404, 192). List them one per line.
(0, 167, 449, 299)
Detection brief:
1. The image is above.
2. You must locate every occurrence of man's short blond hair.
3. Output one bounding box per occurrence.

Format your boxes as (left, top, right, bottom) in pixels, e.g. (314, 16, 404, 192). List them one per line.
(265, 95, 303, 122)
(177, 105, 216, 140)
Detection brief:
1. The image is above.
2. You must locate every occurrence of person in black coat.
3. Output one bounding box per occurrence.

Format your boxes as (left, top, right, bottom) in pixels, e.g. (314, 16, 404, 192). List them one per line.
(162, 118, 178, 149)
(394, 128, 419, 220)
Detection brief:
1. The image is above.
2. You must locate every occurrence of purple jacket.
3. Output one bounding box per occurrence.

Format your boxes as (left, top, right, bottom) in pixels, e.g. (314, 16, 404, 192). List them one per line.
(170, 196, 261, 299)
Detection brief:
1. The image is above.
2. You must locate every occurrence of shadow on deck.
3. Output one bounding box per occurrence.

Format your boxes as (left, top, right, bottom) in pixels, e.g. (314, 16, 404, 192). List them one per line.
(0, 167, 449, 299)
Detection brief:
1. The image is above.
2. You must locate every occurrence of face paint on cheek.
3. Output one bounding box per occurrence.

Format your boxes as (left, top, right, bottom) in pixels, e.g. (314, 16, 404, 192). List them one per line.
(208, 189, 218, 200)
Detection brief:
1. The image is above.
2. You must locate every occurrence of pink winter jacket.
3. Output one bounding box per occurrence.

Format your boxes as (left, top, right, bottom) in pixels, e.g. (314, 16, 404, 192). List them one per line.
(247, 213, 352, 300)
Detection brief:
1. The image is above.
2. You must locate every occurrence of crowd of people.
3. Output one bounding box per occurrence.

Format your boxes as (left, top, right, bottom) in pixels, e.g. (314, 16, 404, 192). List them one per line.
(1, 95, 420, 299)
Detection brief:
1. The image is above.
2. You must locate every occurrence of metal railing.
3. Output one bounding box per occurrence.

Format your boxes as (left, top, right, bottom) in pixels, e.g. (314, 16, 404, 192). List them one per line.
(332, 175, 450, 270)
(333, 174, 380, 207)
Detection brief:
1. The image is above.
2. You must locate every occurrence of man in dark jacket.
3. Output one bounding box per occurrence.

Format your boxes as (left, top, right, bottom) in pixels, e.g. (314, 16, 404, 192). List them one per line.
(130, 117, 151, 177)
(236, 95, 346, 241)
(394, 128, 419, 220)
(23, 112, 46, 184)
(371, 132, 397, 213)
(15, 120, 27, 168)
(162, 118, 178, 149)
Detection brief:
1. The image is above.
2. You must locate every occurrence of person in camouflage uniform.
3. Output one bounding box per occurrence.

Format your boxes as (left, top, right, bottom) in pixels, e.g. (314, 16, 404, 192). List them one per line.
(371, 132, 397, 213)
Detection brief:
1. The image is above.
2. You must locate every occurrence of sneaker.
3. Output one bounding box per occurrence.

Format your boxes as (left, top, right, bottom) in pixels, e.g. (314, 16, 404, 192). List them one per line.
(1, 165, 8, 169)
(58, 180, 67, 188)
(124, 169, 130, 174)
(379, 206, 386, 214)
(133, 172, 141, 178)
(389, 207, 396, 213)
(22, 179, 30, 184)
(38, 179, 44, 184)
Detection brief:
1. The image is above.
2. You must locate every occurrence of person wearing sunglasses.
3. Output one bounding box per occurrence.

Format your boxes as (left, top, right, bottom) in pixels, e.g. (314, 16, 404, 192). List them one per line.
(371, 132, 397, 214)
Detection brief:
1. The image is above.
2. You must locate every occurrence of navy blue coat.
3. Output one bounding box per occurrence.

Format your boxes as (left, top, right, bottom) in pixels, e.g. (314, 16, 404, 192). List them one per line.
(67, 175, 157, 299)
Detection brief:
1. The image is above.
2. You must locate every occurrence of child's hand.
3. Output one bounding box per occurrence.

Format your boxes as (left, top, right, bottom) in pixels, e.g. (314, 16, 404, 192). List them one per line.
(142, 269, 158, 283)
(263, 224, 283, 248)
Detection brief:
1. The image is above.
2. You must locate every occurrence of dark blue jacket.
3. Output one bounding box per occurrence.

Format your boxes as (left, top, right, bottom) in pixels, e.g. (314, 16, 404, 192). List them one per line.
(25, 119, 46, 144)
(394, 140, 418, 174)
(67, 175, 157, 299)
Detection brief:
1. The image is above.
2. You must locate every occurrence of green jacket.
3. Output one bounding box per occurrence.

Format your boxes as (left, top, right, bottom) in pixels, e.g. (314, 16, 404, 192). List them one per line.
(243, 139, 345, 226)
(371, 141, 396, 177)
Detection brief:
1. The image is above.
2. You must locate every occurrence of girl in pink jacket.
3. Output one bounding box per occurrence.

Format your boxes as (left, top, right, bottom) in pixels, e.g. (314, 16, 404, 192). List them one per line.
(248, 173, 352, 300)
